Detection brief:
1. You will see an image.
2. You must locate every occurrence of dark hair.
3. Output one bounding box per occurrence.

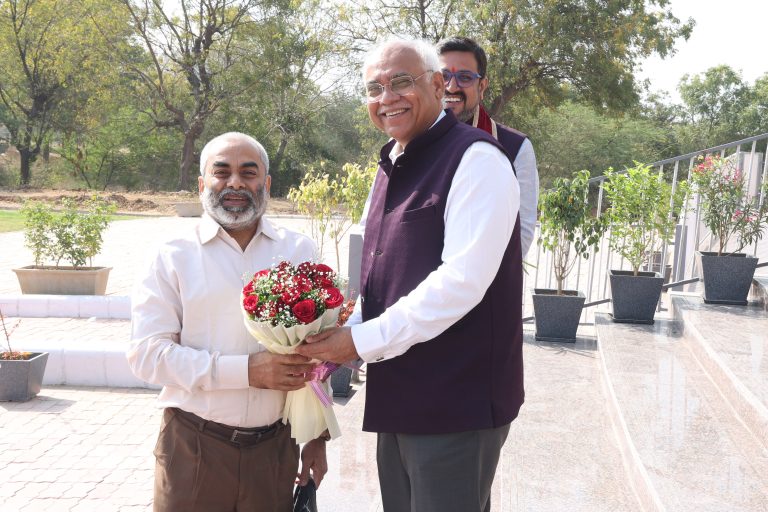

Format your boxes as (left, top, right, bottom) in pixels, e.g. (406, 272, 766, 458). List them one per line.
(436, 36, 487, 78)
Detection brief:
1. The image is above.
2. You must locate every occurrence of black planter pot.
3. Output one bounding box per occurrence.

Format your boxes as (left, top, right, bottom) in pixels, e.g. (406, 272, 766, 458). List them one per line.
(0, 352, 49, 402)
(532, 289, 586, 342)
(609, 270, 664, 324)
(698, 251, 758, 305)
(331, 366, 352, 397)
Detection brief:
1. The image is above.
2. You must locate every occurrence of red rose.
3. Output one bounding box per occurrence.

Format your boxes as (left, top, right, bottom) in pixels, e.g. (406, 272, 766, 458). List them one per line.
(297, 261, 315, 275)
(253, 269, 269, 280)
(314, 263, 333, 275)
(277, 261, 293, 272)
(314, 276, 334, 289)
(292, 275, 313, 293)
(281, 288, 301, 305)
(243, 281, 254, 294)
(243, 294, 259, 314)
(324, 287, 344, 308)
(292, 299, 317, 324)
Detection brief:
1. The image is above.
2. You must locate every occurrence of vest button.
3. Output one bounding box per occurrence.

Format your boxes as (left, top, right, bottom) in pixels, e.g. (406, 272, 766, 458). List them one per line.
(374, 249, 383, 256)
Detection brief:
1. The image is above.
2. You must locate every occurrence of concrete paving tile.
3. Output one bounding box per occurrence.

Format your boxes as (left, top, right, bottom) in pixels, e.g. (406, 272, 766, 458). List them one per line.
(20, 498, 81, 511)
(0, 481, 25, 498)
(70, 500, 115, 512)
(63, 482, 98, 499)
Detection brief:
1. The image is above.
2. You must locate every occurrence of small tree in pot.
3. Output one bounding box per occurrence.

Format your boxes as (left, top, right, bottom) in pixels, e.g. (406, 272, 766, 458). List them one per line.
(603, 163, 688, 323)
(533, 170, 606, 341)
(13, 196, 117, 295)
(691, 155, 768, 304)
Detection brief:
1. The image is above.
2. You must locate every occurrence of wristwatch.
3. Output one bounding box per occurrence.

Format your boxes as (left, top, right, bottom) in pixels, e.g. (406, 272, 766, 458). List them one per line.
(317, 430, 331, 442)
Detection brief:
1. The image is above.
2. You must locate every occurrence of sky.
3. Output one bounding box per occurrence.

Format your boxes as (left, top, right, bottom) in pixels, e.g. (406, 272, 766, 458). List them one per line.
(638, 0, 767, 102)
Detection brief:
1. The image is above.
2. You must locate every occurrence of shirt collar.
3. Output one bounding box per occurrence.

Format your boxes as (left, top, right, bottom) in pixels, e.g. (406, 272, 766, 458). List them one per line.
(198, 212, 279, 245)
(390, 110, 446, 162)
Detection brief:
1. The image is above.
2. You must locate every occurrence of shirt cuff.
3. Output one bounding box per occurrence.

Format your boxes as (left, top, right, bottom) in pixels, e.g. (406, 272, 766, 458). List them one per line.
(216, 354, 250, 389)
(351, 319, 387, 363)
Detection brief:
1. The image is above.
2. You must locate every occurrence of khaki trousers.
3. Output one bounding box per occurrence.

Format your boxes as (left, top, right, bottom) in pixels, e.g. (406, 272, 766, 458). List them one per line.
(153, 408, 299, 512)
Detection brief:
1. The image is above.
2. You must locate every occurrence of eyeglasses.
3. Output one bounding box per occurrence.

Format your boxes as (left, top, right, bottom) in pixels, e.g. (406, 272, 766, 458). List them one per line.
(364, 71, 433, 103)
(441, 69, 482, 88)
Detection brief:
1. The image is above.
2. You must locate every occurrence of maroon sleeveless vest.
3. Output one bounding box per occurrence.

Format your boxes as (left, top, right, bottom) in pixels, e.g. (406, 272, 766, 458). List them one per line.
(360, 110, 525, 434)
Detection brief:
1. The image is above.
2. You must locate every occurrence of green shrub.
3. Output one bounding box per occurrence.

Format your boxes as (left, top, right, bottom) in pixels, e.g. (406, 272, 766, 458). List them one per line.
(20, 196, 116, 269)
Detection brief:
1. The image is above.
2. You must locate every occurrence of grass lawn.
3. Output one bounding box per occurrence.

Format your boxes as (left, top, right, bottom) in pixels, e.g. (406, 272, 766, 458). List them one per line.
(0, 210, 144, 233)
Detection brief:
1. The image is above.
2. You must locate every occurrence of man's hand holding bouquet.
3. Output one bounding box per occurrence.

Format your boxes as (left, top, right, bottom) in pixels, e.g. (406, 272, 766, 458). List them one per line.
(241, 261, 344, 443)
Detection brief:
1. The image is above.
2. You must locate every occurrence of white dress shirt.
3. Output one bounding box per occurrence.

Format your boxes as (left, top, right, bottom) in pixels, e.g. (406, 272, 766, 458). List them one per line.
(350, 119, 520, 363)
(514, 139, 539, 258)
(128, 214, 316, 428)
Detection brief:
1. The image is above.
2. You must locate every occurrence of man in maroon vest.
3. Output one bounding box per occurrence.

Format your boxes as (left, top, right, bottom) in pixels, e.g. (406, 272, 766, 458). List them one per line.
(297, 38, 524, 512)
(438, 36, 539, 258)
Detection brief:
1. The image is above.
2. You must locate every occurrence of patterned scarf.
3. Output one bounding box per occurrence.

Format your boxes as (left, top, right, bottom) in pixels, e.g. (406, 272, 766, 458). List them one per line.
(470, 104, 498, 140)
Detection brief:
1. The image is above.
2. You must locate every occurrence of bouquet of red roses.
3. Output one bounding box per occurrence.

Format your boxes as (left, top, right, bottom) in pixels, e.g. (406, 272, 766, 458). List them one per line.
(241, 260, 343, 443)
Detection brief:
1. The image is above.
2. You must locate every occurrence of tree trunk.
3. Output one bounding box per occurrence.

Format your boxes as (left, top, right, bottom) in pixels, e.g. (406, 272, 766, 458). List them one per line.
(19, 148, 32, 186)
(270, 133, 290, 177)
(178, 124, 203, 190)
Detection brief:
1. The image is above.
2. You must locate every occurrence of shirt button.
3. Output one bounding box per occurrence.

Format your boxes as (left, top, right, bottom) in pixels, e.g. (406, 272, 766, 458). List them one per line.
(374, 249, 383, 256)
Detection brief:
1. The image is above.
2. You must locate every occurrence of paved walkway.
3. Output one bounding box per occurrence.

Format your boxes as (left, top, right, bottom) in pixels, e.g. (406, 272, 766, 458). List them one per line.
(5, 212, 764, 510)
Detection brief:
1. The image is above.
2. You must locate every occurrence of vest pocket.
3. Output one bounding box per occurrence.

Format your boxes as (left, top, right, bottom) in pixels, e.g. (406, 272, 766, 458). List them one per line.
(400, 204, 437, 223)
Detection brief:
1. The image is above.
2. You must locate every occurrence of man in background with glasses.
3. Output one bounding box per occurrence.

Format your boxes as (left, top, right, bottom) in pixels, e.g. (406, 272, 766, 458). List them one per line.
(297, 38, 525, 512)
(438, 36, 539, 258)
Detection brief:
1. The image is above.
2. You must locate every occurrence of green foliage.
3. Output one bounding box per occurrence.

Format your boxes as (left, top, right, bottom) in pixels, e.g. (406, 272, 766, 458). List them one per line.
(675, 66, 753, 151)
(520, 101, 672, 187)
(0, 0, 129, 185)
(603, 163, 688, 275)
(288, 161, 376, 271)
(20, 197, 116, 269)
(538, 170, 606, 294)
(691, 155, 768, 255)
(338, 0, 693, 116)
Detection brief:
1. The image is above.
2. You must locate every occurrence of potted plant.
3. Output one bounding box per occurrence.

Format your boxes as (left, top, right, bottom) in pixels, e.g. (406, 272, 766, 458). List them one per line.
(0, 307, 48, 402)
(13, 196, 117, 295)
(691, 155, 768, 305)
(533, 170, 606, 342)
(603, 163, 688, 324)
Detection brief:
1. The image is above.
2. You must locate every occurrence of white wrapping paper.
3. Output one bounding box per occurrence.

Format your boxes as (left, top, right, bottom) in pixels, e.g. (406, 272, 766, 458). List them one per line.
(242, 304, 342, 443)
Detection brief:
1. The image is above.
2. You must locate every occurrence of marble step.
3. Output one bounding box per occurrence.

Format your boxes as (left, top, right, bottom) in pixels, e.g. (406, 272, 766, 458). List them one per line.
(752, 276, 768, 312)
(495, 331, 641, 511)
(596, 313, 768, 512)
(671, 292, 768, 449)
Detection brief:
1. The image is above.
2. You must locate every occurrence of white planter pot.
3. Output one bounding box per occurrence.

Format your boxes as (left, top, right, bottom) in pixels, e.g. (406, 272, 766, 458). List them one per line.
(13, 266, 112, 295)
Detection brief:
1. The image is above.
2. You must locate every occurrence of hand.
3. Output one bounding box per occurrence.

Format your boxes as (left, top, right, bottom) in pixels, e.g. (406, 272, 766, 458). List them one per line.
(295, 326, 360, 364)
(247, 352, 314, 391)
(297, 438, 328, 488)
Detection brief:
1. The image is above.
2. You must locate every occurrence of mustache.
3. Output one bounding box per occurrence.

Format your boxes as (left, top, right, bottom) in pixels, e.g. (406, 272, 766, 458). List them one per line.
(444, 91, 466, 100)
(217, 188, 255, 204)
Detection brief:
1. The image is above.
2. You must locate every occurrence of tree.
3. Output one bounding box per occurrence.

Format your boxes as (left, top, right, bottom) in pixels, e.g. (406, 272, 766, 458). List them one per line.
(676, 65, 751, 150)
(519, 100, 671, 186)
(111, 0, 269, 190)
(335, 0, 693, 117)
(0, 0, 120, 185)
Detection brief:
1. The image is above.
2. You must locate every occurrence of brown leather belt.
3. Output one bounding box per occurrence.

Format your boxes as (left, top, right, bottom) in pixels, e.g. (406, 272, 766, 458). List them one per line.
(171, 408, 284, 447)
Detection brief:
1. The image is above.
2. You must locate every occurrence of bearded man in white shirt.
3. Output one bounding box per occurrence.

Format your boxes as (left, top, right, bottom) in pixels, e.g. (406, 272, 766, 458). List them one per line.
(128, 132, 329, 512)
(297, 39, 525, 512)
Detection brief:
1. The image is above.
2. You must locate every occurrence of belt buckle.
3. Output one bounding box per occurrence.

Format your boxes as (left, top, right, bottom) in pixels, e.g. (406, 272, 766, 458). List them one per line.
(230, 429, 261, 444)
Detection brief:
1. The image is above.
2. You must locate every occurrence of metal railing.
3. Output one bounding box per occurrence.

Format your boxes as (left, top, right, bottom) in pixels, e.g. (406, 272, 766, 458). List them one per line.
(523, 133, 768, 321)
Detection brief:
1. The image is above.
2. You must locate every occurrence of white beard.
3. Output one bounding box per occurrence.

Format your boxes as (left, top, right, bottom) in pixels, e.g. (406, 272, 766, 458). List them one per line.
(201, 185, 268, 231)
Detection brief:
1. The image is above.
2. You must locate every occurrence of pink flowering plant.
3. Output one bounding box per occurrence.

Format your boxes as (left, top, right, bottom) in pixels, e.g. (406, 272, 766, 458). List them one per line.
(692, 155, 768, 256)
